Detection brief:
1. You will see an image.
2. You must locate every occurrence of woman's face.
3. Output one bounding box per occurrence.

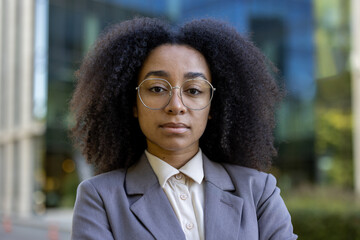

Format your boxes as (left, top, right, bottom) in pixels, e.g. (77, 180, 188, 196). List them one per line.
(135, 44, 211, 159)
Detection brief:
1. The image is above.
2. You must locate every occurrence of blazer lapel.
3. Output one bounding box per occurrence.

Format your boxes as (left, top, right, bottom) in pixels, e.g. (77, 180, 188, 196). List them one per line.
(203, 155, 244, 240)
(125, 154, 185, 240)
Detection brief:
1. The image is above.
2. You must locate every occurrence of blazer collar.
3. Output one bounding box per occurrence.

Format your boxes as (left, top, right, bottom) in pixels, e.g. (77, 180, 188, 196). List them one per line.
(125, 153, 243, 240)
(125, 154, 186, 240)
(203, 154, 244, 240)
(125, 154, 158, 195)
(125, 153, 235, 193)
(202, 154, 235, 191)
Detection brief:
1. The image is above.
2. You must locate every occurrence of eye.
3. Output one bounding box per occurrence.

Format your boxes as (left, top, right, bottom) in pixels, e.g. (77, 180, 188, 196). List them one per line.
(185, 88, 202, 95)
(149, 86, 167, 93)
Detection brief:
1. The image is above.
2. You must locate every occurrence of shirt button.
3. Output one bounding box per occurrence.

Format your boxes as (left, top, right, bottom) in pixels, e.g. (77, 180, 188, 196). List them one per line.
(186, 223, 194, 230)
(180, 194, 188, 200)
(175, 173, 183, 180)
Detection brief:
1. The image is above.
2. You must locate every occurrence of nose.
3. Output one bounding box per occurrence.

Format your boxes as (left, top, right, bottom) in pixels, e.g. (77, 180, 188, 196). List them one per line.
(164, 87, 186, 114)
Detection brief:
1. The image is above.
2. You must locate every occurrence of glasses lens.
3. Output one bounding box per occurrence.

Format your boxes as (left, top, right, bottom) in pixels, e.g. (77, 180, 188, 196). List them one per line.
(181, 79, 213, 110)
(138, 79, 171, 109)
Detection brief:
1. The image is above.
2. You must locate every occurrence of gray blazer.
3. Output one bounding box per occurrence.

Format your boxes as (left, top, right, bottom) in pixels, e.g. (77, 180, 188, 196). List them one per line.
(71, 154, 297, 240)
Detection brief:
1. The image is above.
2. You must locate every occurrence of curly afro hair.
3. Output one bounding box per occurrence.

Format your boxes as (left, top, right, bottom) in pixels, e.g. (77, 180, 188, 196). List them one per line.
(70, 17, 282, 174)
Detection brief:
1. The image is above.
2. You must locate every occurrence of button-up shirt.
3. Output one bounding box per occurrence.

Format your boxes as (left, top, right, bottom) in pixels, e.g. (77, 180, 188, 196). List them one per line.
(145, 149, 205, 240)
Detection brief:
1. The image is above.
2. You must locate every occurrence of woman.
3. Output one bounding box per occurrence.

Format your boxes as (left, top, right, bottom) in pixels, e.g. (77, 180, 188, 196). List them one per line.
(70, 17, 297, 240)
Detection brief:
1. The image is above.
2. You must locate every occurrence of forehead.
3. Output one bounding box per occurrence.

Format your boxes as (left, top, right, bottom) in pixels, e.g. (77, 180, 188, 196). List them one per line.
(138, 44, 211, 81)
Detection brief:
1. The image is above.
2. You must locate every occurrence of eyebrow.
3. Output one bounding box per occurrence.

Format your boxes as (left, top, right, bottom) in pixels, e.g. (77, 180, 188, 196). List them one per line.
(144, 71, 169, 79)
(144, 70, 208, 80)
(184, 72, 208, 80)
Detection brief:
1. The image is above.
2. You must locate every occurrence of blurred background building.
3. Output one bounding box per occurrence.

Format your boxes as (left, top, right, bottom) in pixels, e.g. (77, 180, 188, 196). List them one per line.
(0, 0, 359, 239)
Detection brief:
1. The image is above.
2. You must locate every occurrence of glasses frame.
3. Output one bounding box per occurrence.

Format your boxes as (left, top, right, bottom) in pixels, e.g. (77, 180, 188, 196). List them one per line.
(136, 78, 216, 110)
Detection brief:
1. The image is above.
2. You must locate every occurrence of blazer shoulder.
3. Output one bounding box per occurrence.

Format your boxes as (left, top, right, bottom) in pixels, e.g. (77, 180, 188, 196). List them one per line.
(79, 168, 127, 193)
(222, 163, 272, 183)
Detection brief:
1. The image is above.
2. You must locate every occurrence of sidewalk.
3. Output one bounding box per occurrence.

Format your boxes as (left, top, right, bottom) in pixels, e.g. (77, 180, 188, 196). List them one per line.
(0, 209, 72, 240)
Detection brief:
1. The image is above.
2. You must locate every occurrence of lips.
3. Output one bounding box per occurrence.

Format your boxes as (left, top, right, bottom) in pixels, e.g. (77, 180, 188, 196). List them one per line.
(160, 122, 190, 134)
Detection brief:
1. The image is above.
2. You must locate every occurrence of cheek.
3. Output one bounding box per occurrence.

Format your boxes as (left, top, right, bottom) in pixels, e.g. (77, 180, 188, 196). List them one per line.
(137, 117, 150, 139)
(194, 110, 210, 133)
(135, 99, 146, 122)
(136, 106, 156, 135)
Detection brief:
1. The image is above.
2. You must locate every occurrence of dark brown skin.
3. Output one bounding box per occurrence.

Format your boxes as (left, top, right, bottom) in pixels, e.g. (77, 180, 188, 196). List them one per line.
(135, 44, 212, 169)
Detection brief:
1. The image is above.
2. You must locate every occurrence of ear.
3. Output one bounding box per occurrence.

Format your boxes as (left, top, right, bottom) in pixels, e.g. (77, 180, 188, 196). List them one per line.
(208, 115, 212, 120)
(133, 105, 138, 118)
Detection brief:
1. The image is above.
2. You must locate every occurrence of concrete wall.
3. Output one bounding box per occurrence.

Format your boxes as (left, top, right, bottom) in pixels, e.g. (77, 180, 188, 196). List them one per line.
(0, 0, 46, 218)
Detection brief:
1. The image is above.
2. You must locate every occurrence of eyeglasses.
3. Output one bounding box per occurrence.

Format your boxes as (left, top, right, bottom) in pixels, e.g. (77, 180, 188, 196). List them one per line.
(136, 78, 216, 110)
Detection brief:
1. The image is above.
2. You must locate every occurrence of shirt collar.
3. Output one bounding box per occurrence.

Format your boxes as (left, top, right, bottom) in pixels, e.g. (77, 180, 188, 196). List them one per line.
(145, 149, 204, 187)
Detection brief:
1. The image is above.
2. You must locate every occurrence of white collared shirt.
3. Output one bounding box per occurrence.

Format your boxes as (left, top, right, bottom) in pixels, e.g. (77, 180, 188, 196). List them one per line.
(146, 149, 205, 240)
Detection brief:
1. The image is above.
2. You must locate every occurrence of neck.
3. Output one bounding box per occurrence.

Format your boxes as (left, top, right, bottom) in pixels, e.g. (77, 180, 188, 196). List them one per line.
(146, 142, 199, 169)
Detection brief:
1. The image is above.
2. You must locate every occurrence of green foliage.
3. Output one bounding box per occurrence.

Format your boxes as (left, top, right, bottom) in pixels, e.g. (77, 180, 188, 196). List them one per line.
(284, 186, 360, 239)
(290, 209, 360, 240)
(315, 72, 353, 188)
